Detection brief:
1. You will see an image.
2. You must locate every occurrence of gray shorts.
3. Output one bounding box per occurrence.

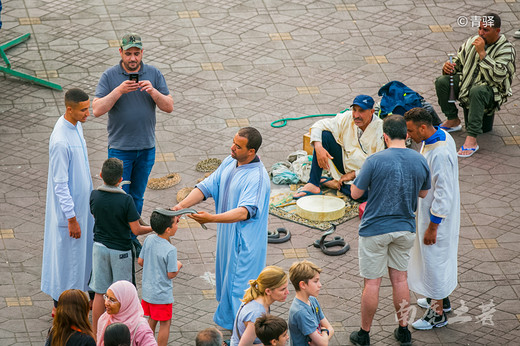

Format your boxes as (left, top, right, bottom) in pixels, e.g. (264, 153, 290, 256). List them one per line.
(89, 242, 133, 293)
(358, 231, 415, 279)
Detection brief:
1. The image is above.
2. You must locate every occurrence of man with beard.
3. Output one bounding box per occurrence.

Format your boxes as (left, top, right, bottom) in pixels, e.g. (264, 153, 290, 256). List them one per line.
(434, 13, 515, 157)
(93, 33, 174, 228)
(174, 127, 270, 330)
(293, 95, 384, 201)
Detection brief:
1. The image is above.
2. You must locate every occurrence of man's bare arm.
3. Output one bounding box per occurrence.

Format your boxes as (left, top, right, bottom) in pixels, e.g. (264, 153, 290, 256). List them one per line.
(350, 184, 365, 200)
(418, 189, 429, 198)
(92, 80, 139, 117)
(173, 188, 205, 210)
(139, 80, 174, 113)
(189, 207, 249, 225)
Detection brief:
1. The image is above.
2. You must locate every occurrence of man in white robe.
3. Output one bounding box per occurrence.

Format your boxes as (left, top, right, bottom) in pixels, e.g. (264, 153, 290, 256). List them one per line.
(41, 89, 95, 311)
(404, 107, 460, 330)
(293, 95, 384, 200)
(174, 127, 270, 329)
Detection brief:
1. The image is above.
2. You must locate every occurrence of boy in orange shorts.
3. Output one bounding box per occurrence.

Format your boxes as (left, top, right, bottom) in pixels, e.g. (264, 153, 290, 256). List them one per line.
(138, 209, 183, 346)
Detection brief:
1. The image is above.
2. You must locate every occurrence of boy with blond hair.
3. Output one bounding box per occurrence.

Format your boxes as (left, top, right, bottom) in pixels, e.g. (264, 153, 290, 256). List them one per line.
(288, 260, 334, 345)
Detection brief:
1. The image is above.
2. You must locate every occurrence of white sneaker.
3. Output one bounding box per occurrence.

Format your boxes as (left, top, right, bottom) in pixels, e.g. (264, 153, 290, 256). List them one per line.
(412, 309, 448, 330)
(416, 298, 429, 309)
(514, 30, 520, 39)
(412, 317, 448, 330)
(416, 297, 452, 312)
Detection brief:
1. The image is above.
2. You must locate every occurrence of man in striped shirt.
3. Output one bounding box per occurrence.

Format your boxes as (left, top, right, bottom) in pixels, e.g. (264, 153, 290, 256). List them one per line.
(434, 13, 516, 157)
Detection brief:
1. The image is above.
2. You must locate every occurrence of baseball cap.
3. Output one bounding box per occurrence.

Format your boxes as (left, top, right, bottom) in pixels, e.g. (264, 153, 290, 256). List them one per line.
(351, 95, 375, 110)
(120, 33, 142, 50)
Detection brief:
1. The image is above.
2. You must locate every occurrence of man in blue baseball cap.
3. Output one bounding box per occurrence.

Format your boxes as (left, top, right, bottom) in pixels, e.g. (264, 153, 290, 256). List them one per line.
(293, 95, 384, 200)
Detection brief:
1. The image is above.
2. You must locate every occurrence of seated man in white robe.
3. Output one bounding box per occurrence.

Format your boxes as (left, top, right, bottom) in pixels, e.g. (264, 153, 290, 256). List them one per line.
(293, 95, 384, 200)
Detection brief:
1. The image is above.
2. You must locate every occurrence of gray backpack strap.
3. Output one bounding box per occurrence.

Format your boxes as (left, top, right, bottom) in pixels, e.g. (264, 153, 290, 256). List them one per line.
(234, 304, 246, 341)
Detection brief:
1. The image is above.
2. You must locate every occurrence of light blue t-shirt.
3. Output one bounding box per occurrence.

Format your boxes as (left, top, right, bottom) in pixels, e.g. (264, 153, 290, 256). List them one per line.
(230, 300, 266, 345)
(353, 147, 431, 237)
(139, 234, 178, 304)
(289, 296, 324, 346)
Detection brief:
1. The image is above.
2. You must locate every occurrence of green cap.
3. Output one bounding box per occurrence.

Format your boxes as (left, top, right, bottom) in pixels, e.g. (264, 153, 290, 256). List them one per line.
(120, 33, 142, 50)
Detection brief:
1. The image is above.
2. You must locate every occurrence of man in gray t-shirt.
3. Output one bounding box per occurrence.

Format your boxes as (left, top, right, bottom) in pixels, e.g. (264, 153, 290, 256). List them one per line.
(93, 33, 174, 218)
(349, 115, 430, 346)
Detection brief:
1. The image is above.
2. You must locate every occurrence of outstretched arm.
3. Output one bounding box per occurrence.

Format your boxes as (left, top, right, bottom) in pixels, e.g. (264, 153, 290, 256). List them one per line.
(188, 207, 249, 226)
(173, 187, 205, 210)
(129, 220, 152, 236)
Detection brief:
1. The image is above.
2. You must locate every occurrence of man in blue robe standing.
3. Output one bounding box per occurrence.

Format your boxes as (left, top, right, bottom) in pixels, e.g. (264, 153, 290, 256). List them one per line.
(41, 89, 95, 314)
(174, 127, 270, 329)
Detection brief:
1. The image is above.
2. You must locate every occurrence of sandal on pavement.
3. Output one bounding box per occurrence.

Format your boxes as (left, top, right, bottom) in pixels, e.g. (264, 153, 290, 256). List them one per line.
(457, 145, 479, 158)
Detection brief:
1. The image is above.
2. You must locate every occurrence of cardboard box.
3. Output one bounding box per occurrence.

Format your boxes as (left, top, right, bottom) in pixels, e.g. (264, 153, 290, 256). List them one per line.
(303, 132, 312, 154)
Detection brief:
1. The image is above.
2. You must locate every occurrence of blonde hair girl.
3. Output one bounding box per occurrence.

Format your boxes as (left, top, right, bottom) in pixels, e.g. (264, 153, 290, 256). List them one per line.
(230, 266, 289, 345)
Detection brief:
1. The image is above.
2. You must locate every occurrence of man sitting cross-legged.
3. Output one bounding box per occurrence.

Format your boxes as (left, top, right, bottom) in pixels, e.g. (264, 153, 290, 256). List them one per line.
(293, 95, 384, 200)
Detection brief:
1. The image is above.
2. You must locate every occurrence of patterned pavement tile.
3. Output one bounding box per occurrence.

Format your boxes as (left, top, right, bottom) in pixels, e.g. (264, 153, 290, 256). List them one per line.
(1, 0, 520, 345)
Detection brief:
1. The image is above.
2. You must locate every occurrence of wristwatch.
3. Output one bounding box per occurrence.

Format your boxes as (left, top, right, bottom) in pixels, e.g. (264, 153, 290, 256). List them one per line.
(320, 328, 329, 336)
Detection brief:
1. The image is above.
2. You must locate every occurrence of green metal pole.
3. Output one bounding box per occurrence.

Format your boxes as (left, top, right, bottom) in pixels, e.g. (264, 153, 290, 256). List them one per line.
(0, 66, 63, 90)
(0, 33, 63, 91)
(0, 33, 31, 51)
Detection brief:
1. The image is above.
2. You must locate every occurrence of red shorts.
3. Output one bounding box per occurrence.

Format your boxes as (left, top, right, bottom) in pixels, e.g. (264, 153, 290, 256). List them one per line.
(141, 300, 172, 321)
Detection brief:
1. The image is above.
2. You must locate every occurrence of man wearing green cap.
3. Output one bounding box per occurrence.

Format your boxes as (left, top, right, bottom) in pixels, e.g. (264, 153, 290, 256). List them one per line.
(93, 33, 174, 226)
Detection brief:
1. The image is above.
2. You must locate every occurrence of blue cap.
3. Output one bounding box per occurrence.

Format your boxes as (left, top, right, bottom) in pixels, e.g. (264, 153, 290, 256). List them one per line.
(351, 95, 375, 110)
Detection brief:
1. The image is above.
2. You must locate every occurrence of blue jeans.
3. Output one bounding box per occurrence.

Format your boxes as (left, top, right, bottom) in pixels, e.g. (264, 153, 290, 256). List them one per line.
(108, 147, 155, 215)
(308, 131, 345, 187)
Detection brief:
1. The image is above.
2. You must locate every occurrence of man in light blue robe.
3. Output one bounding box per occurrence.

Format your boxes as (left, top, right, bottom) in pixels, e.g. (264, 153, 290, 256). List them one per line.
(174, 127, 270, 329)
(41, 89, 95, 308)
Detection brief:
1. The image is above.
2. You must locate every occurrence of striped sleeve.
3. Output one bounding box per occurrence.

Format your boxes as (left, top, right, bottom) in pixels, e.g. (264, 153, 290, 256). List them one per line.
(479, 41, 516, 84)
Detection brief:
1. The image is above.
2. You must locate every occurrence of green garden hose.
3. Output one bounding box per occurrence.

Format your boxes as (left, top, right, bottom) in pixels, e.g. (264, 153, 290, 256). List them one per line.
(270, 108, 348, 128)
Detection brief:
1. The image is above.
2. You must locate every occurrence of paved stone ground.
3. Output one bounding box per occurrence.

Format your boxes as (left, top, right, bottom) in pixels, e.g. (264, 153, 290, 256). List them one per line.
(1, 0, 520, 345)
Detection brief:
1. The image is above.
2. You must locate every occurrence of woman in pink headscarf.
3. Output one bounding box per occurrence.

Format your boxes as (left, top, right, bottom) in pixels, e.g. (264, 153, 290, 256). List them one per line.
(97, 280, 157, 346)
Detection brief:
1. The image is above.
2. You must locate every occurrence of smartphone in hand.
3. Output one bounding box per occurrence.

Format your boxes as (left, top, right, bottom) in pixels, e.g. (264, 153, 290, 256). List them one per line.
(129, 74, 139, 82)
